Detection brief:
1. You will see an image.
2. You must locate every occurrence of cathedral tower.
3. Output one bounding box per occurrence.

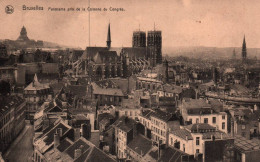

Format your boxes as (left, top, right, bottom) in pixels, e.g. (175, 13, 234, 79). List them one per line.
(132, 31, 146, 47)
(147, 30, 162, 64)
(242, 35, 247, 61)
(106, 23, 111, 49)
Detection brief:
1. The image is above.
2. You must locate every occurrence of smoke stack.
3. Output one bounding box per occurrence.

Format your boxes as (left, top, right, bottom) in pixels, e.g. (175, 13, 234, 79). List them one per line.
(54, 133, 60, 148)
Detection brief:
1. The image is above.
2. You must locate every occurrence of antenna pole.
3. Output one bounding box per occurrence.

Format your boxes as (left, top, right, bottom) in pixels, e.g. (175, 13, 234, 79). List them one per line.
(88, 0, 91, 46)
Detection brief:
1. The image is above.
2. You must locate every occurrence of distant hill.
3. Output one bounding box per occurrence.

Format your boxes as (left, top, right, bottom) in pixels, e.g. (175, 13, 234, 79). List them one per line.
(163, 46, 260, 59)
(0, 39, 79, 50)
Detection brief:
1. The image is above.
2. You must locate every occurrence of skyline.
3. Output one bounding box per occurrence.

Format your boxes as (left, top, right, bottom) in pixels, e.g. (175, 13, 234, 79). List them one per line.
(0, 0, 260, 49)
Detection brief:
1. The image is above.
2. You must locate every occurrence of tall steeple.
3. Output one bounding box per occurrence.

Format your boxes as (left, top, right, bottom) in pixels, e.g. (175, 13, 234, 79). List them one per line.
(106, 23, 111, 48)
(242, 35, 247, 61)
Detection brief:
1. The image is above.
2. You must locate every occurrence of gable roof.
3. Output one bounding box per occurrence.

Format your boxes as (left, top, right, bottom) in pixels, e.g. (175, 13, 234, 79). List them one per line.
(24, 74, 50, 91)
(171, 129, 193, 140)
(127, 134, 153, 156)
(34, 120, 72, 154)
(113, 116, 136, 132)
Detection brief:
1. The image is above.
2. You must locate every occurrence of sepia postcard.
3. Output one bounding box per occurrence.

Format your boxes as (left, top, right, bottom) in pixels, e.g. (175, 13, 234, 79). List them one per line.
(0, 0, 260, 162)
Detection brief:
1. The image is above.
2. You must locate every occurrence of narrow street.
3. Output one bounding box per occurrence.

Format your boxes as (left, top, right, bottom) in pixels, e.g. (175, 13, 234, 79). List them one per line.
(4, 124, 34, 162)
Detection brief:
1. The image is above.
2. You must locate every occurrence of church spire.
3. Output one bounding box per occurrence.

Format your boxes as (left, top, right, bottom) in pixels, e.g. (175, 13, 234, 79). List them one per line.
(242, 35, 247, 61)
(107, 23, 111, 48)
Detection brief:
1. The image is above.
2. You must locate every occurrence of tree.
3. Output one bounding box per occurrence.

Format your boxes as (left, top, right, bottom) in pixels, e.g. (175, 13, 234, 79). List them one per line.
(0, 80, 11, 96)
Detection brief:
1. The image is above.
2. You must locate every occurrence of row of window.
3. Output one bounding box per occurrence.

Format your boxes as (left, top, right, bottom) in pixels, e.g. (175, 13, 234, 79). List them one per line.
(124, 111, 138, 117)
(189, 115, 225, 125)
(0, 111, 13, 128)
(151, 118, 166, 129)
(152, 126, 166, 137)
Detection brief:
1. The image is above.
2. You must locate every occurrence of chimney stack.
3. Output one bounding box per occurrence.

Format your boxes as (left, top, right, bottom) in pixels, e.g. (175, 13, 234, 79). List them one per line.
(54, 133, 60, 148)
(74, 148, 82, 159)
(81, 123, 91, 139)
(185, 135, 188, 141)
(56, 128, 63, 137)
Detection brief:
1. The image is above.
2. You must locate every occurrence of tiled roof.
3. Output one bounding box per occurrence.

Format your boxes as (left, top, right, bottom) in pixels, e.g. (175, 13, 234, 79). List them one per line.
(149, 146, 192, 162)
(113, 116, 136, 132)
(127, 134, 153, 156)
(84, 147, 116, 162)
(163, 84, 183, 94)
(122, 47, 150, 60)
(141, 110, 153, 119)
(234, 135, 260, 152)
(150, 109, 175, 122)
(0, 95, 25, 117)
(186, 123, 216, 133)
(182, 99, 211, 109)
(62, 137, 116, 162)
(98, 113, 114, 122)
(24, 74, 50, 91)
(171, 129, 193, 140)
(57, 138, 73, 152)
(82, 47, 108, 60)
(65, 138, 91, 159)
(92, 82, 124, 96)
(202, 131, 230, 140)
(34, 120, 72, 153)
(93, 51, 118, 64)
(66, 85, 87, 97)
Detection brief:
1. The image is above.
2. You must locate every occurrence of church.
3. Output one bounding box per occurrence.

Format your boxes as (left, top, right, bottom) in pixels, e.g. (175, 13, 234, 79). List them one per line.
(76, 23, 162, 81)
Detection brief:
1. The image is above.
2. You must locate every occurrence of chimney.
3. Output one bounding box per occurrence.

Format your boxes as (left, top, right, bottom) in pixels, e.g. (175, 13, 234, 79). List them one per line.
(254, 104, 258, 111)
(48, 94, 52, 101)
(74, 148, 82, 159)
(185, 135, 188, 141)
(211, 135, 215, 141)
(56, 128, 63, 137)
(54, 133, 60, 148)
(61, 93, 66, 100)
(81, 123, 91, 139)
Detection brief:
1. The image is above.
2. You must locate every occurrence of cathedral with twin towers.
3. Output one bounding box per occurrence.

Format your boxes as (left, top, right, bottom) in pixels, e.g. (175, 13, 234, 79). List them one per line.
(78, 23, 162, 81)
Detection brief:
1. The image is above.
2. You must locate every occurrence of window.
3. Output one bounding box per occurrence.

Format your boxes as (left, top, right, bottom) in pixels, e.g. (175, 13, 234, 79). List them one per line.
(125, 111, 128, 116)
(242, 125, 246, 130)
(183, 144, 185, 152)
(196, 137, 200, 145)
(189, 119, 192, 124)
(222, 115, 225, 120)
(130, 111, 132, 116)
(222, 122, 225, 129)
(196, 118, 199, 123)
(204, 118, 208, 124)
(212, 117, 216, 123)
(196, 149, 200, 153)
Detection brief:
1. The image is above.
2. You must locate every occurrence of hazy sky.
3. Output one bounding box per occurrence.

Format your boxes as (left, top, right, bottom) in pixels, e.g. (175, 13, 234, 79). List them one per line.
(0, 0, 260, 49)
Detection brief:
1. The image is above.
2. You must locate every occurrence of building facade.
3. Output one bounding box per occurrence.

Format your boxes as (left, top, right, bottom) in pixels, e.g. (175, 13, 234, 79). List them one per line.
(24, 74, 52, 120)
